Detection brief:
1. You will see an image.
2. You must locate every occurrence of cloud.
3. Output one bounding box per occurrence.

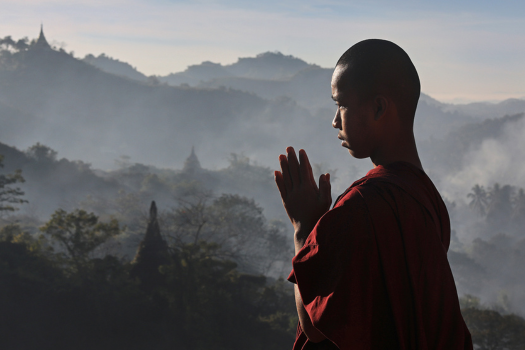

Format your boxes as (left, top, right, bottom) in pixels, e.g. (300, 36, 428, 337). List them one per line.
(443, 117, 525, 200)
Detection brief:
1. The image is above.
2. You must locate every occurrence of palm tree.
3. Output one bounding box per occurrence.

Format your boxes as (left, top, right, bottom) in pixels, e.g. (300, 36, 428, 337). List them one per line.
(511, 188, 525, 224)
(467, 184, 488, 216)
(486, 183, 513, 224)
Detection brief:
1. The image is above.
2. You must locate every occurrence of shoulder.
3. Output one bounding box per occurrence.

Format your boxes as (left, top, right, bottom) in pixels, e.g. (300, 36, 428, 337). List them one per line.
(307, 186, 371, 246)
(334, 176, 391, 212)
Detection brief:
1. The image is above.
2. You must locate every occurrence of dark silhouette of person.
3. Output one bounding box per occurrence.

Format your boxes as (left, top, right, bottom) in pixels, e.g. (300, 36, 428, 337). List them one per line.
(275, 39, 473, 350)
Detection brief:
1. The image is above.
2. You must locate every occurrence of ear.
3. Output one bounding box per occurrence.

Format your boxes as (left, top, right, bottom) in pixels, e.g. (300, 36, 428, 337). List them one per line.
(373, 95, 388, 121)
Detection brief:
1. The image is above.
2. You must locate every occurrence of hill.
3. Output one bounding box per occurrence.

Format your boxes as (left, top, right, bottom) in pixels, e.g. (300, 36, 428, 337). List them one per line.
(83, 53, 148, 82)
(1, 30, 524, 196)
(444, 98, 525, 119)
(419, 113, 525, 181)
(159, 51, 312, 86)
(0, 40, 323, 170)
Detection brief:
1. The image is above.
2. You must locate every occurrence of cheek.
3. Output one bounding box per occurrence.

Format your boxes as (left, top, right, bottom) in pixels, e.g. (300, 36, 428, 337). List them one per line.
(344, 114, 371, 150)
(342, 114, 365, 138)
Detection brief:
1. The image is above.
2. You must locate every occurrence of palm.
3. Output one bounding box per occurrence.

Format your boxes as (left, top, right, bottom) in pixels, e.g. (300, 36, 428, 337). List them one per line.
(274, 147, 332, 232)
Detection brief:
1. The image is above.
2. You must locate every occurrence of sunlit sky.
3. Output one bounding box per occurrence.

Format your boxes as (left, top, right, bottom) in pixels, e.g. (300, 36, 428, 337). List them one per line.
(1, 0, 524, 103)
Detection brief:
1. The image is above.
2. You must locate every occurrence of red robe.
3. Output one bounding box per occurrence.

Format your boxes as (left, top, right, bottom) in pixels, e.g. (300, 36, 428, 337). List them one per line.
(287, 162, 472, 350)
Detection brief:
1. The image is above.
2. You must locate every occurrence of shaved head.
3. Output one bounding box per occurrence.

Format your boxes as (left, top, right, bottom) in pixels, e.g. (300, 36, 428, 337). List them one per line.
(336, 39, 420, 123)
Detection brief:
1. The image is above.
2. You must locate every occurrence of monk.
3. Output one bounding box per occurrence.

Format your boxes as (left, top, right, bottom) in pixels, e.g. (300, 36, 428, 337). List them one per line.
(275, 39, 473, 350)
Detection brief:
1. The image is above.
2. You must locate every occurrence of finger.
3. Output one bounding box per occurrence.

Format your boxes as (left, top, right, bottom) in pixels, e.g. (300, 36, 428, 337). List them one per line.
(299, 149, 318, 190)
(274, 171, 287, 199)
(286, 146, 301, 186)
(279, 154, 293, 192)
(319, 173, 332, 207)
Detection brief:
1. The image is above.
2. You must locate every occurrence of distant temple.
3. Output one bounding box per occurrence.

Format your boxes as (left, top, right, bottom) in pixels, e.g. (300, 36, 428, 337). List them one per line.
(33, 24, 51, 51)
(182, 146, 202, 174)
(130, 201, 170, 289)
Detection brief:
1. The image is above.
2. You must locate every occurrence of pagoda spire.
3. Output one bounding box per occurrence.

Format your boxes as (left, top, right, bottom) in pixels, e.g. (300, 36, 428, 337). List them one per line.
(34, 23, 51, 50)
(130, 201, 170, 290)
(182, 146, 202, 174)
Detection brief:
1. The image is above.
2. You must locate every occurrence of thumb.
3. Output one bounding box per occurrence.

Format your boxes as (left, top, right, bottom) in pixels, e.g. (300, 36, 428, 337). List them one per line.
(319, 173, 332, 207)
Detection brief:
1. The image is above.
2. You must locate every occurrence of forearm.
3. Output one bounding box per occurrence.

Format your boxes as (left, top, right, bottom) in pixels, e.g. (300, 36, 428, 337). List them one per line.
(294, 227, 311, 254)
(293, 228, 326, 343)
(294, 284, 326, 343)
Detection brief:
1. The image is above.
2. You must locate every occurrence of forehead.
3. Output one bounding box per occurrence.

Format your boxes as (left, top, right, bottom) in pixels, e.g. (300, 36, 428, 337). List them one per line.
(331, 65, 357, 100)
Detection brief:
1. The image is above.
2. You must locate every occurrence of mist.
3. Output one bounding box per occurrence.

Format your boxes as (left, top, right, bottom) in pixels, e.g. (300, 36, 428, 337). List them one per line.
(2, 30, 525, 321)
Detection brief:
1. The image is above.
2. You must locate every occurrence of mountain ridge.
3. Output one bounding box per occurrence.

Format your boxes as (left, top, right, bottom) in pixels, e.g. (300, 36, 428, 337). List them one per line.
(82, 48, 524, 121)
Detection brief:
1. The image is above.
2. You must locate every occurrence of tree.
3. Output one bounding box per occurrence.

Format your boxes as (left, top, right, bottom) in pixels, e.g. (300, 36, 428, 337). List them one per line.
(0, 36, 29, 51)
(511, 188, 525, 225)
(25, 142, 57, 162)
(160, 240, 295, 350)
(462, 307, 525, 350)
(0, 155, 27, 213)
(467, 184, 488, 216)
(164, 188, 291, 275)
(486, 183, 514, 224)
(40, 209, 120, 274)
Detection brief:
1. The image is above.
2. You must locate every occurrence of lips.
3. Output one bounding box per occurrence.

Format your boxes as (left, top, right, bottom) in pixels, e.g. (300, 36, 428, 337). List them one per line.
(338, 134, 349, 148)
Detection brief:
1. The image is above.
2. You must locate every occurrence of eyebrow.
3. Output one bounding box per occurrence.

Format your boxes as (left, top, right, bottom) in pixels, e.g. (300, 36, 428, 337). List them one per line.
(331, 95, 337, 101)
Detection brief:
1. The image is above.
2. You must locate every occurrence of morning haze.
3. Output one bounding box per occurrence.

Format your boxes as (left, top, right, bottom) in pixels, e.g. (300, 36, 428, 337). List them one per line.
(1, 27, 525, 349)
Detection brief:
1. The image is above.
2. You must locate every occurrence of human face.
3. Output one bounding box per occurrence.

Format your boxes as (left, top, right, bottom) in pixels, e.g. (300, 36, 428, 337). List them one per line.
(331, 65, 375, 159)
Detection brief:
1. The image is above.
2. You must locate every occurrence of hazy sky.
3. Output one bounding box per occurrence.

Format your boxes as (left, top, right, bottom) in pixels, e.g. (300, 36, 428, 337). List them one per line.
(1, 0, 524, 103)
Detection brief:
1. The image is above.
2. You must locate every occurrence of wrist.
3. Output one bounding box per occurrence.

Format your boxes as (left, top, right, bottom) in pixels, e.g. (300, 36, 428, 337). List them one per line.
(293, 222, 315, 238)
(294, 226, 314, 253)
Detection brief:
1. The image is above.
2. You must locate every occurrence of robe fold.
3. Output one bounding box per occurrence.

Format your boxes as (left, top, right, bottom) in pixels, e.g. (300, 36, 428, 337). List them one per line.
(287, 162, 472, 350)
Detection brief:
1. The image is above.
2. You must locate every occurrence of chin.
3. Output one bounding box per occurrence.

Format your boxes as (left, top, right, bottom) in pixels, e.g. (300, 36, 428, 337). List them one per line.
(348, 149, 369, 159)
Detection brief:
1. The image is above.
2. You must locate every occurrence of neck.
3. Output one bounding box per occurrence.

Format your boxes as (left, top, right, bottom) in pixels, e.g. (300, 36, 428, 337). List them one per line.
(370, 130, 423, 171)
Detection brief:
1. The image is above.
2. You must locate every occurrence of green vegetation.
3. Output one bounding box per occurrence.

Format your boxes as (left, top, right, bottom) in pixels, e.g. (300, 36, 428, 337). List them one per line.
(460, 295, 525, 350)
(467, 183, 525, 227)
(0, 154, 26, 212)
(0, 147, 296, 349)
(2, 29, 525, 349)
(0, 150, 524, 349)
(0, 207, 297, 350)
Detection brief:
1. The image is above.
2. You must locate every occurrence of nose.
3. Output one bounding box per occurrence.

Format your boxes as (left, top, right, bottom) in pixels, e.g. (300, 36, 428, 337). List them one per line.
(332, 108, 341, 129)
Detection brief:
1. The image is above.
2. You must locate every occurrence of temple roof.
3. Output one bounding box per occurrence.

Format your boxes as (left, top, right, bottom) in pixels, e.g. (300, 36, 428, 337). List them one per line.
(183, 146, 202, 173)
(34, 24, 51, 50)
(130, 201, 170, 289)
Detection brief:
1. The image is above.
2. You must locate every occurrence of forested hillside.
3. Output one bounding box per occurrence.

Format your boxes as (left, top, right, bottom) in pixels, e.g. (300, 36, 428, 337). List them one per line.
(1, 30, 525, 349)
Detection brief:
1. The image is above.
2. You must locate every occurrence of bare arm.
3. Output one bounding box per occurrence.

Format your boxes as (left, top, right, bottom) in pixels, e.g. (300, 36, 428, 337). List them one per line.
(274, 147, 332, 343)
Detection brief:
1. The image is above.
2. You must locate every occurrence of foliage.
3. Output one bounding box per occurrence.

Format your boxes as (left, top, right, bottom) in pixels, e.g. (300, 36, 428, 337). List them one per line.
(459, 294, 482, 309)
(0, 154, 27, 212)
(468, 184, 488, 216)
(159, 240, 295, 350)
(462, 307, 525, 350)
(40, 209, 120, 274)
(26, 142, 58, 162)
(0, 35, 29, 51)
(0, 207, 296, 350)
(467, 183, 525, 228)
(164, 188, 291, 275)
